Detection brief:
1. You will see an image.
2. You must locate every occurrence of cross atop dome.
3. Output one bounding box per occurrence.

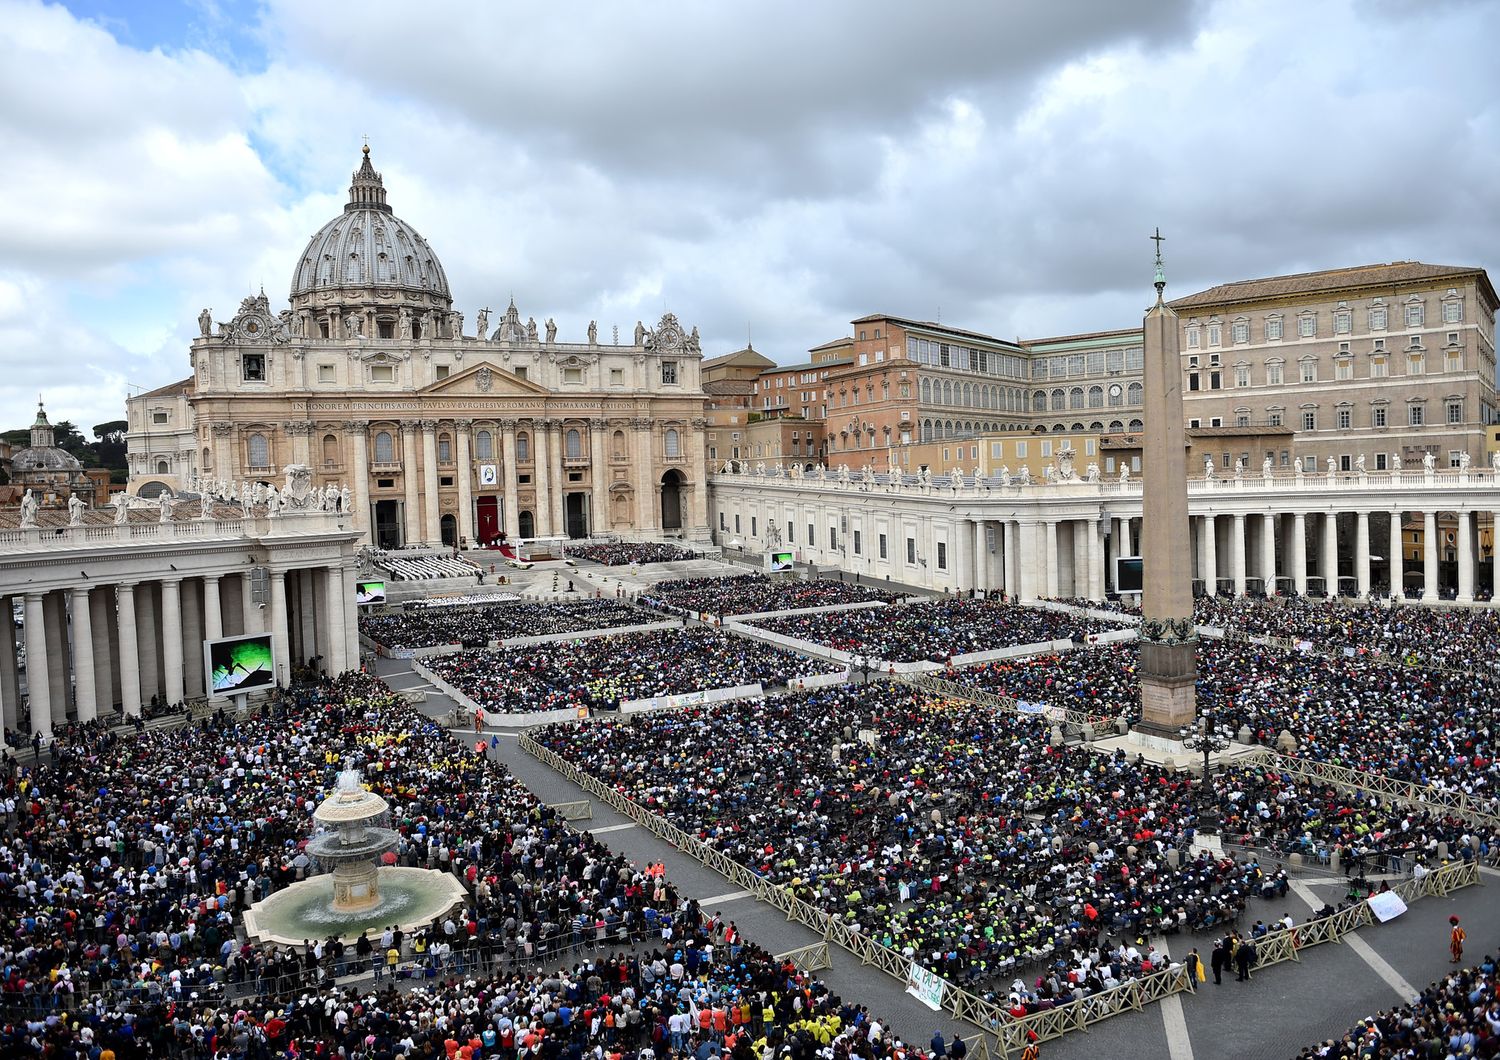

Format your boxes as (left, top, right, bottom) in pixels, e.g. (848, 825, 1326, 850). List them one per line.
(346, 143, 391, 215)
(31, 396, 54, 449)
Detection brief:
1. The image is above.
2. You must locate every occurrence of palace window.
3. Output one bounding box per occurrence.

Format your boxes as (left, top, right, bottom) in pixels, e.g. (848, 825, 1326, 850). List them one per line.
(248, 433, 270, 468)
(438, 434, 452, 464)
(1372, 405, 1387, 427)
(566, 429, 582, 459)
(476, 430, 493, 459)
(1265, 316, 1283, 341)
(374, 431, 394, 463)
(517, 433, 530, 462)
(1405, 301, 1425, 328)
(665, 429, 681, 459)
(661, 361, 678, 385)
(1298, 314, 1316, 338)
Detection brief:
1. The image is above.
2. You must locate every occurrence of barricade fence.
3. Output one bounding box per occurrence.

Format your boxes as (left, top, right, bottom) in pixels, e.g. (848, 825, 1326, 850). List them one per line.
(520, 728, 1481, 1058)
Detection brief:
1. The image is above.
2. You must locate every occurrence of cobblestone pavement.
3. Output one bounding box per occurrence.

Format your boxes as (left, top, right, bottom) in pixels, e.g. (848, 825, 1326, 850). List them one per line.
(374, 653, 1500, 1060)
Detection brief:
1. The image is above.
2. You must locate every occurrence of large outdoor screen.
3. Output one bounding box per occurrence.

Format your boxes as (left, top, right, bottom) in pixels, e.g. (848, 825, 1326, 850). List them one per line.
(356, 580, 387, 605)
(1115, 556, 1144, 593)
(768, 551, 794, 572)
(204, 633, 277, 697)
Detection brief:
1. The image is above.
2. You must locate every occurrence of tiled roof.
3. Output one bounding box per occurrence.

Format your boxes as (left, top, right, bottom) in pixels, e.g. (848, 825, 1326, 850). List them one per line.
(1169, 261, 1485, 310)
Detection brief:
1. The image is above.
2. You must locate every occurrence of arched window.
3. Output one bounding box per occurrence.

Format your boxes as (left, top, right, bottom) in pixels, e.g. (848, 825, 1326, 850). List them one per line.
(665, 429, 681, 459)
(566, 429, 582, 459)
(1129, 418, 1144, 431)
(1127, 382, 1143, 405)
(156, 459, 169, 474)
(248, 432, 270, 468)
(612, 430, 626, 459)
(921, 378, 932, 403)
(1032, 391, 1046, 412)
(374, 431, 394, 463)
(1070, 387, 1084, 410)
(475, 430, 493, 459)
(962, 382, 972, 407)
(322, 433, 338, 466)
(1090, 421, 1103, 431)
(438, 433, 452, 464)
(1088, 386, 1103, 408)
(517, 433, 530, 462)
(1050, 389, 1066, 411)
(922, 420, 933, 443)
(1109, 420, 1123, 432)
(202, 446, 211, 470)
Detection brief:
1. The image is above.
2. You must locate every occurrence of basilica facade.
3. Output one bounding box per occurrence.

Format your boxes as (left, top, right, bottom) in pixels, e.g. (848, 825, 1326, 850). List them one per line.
(127, 147, 710, 546)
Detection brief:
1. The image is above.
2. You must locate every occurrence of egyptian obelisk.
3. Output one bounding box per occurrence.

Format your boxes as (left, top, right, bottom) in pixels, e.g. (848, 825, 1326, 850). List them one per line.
(1135, 231, 1198, 736)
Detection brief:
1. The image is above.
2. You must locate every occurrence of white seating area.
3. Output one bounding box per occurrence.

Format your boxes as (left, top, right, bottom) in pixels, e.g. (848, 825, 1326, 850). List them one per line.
(373, 550, 483, 581)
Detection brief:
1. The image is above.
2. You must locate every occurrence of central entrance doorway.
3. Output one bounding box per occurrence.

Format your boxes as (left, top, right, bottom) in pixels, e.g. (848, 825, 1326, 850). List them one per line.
(565, 493, 589, 538)
(374, 499, 402, 548)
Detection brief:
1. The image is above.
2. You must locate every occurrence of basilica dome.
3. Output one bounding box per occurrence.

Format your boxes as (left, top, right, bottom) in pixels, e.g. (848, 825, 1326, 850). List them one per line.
(288, 146, 451, 307)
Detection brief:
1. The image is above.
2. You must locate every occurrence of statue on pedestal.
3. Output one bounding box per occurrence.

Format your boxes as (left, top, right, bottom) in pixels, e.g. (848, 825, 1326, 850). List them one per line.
(113, 492, 130, 525)
(1355, 453, 1366, 475)
(68, 493, 86, 526)
(998, 464, 1012, 486)
(198, 308, 212, 337)
(588, 320, 598, 345)
(545, 318, 557, 343)
(158, 493, 174, 523)
(475, 308, 489, 340)
(949, 467, 964, 490)
(526, 317, 538, 342)
(1423, 451, 1436, 473)
(19, 489, 38, 528)
(1085, 462, 1100, 483)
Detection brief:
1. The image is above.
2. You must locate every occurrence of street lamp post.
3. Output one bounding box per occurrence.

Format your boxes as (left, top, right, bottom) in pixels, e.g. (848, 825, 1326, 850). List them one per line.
(1179, 703, 1232, 834)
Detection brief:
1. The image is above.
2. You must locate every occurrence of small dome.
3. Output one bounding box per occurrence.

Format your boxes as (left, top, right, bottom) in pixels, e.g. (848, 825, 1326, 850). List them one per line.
(11, 446, 82, 473)
(289, 146, 451, 304)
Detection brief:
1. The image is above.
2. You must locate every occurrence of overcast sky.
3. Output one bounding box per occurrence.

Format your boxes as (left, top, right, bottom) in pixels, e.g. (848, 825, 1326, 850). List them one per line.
(2, 0, 1498, 432)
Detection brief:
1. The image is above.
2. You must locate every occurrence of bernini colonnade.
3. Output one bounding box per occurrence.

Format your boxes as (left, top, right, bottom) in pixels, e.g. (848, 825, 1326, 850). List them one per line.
(710, 464, 1500, 604)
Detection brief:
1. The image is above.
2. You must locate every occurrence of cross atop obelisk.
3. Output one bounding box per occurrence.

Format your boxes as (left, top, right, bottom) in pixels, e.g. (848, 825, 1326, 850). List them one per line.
(1135, 227, 1198, 736)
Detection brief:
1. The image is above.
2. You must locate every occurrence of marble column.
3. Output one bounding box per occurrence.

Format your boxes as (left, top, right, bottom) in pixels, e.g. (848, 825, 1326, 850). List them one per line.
(342, 560, 359, 670)
(401, 422, 421, 546)
(455, 420, 473, 547)
(1291, 512, 1308, 596)
(1494, 509, 1500, 602)
(1044, 520, 1060, 599)
(240, 571, 258, 634)
(69, 587, 97, 722)
(1422, 510, 1438, 601)
(270, 570, 290, 687)
(159, 578, 184, 705)
(182, 579, 204, 700)
(1231, 514, 1247, 597)
(117, 584, 142, 717)
(44, 591, 69, 724)
(589, 425, 609, 537)
(1201, 514, 1218, 596)
(297, 570, 316, 665)
(1016, 521, 1039, 601)
(1457, 510, 1475, 603)
(421, 422, 441, 545)
(23, 592, 50, 734)
(203, 575, 223, 641)
(500, 421, 521, 540)
(1006, 520, 1022, 600)
(137, 583, 161, 702)
(1354, 512, 1371, 599)
(972, 520, 985, 594)
(549, 424, 566, 537)
(1389, 511, 1404, 598)
(1321, 512, 1339, 595)
(0, 599, 19, 735)
(324, 565, 346, 674)
(90, 589, 114, 711)
(1087, 519, 1105, 601)
(346, 421, 371, 541)
(534, 422, 553, 537)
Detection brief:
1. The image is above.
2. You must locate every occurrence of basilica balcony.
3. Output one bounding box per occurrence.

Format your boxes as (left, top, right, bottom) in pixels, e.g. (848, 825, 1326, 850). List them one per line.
(370, 461, 403, 473)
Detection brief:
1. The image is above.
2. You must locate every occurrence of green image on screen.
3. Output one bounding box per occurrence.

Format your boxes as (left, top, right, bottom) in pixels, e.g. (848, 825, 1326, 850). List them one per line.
(210, 636, 275, 694)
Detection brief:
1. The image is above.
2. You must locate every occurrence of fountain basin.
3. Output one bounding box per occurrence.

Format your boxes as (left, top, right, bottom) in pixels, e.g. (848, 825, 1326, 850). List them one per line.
(241, 867, 469, 948)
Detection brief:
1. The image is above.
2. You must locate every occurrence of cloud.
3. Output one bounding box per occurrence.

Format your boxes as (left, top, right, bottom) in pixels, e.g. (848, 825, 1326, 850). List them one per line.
(1, 0, 1497, 434)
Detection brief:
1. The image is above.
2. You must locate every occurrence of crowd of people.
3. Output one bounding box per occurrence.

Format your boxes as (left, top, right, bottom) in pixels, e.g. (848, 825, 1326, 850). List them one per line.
(359, 599, 651, 650)
(0, 671, 951, 1060)
(747, 600, 1121, 663)
(565, 542, 697, 566)
(535, 684, 1479, 995)
(640, 574, 897, 617)
(423, 629, 841, 715)
(1190, 595, 1500, 676)
(1295, 950, 1499, 1057)
(945, 636, 1500, 794)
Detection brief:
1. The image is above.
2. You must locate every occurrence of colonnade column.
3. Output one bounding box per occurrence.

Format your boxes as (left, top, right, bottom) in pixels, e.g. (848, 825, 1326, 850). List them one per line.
(203, 575, 223, 641)
(117, 584, 142, 717)
(500, 421, 521, 540)
(1389, 511, 1404, 598)
(1044, 520, 1060, 599)
(1355, 512, 1371, 599)
(421, 421, 441, 545)
(534, 422, 553, 538)
(1231, 514, 1247, 597)
(136, 585, 160, 702)
(0, 600, 19, 736)
(1457, 510, 1475, 603)
(1201, 514, 1218, 596)
(88, 589, 112, 712)
(971, 520, 985, 594)
(589, 426, 609, 537)
(342, 560, 359, 671)
(401, 422, 421, 546)
(1422, 510, 1438, 601)
(1321, 513, 1339, 595)
(161, 578, 184, 706)
(324, 565, 347, 674)
(1258, 513, 1276, 594)
(1494, 508, 1500, 602)
(1017, 521, 1039, 601)
(269, 571, 290, 687)
(43, 592, 69, 724)
(240, 572, 259, 634)
(1291, 513, 1308, 596)
(633, 419, 655, 531)
(69, 588, 97, 723)
(345, 421, 371, 540)
(22, 593, 50, 734)
(1006, 521, 1022, 600)
(1087, 518, 1104, 601)
(455, 420, 473, 547)
(181, 578, 203, 701)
